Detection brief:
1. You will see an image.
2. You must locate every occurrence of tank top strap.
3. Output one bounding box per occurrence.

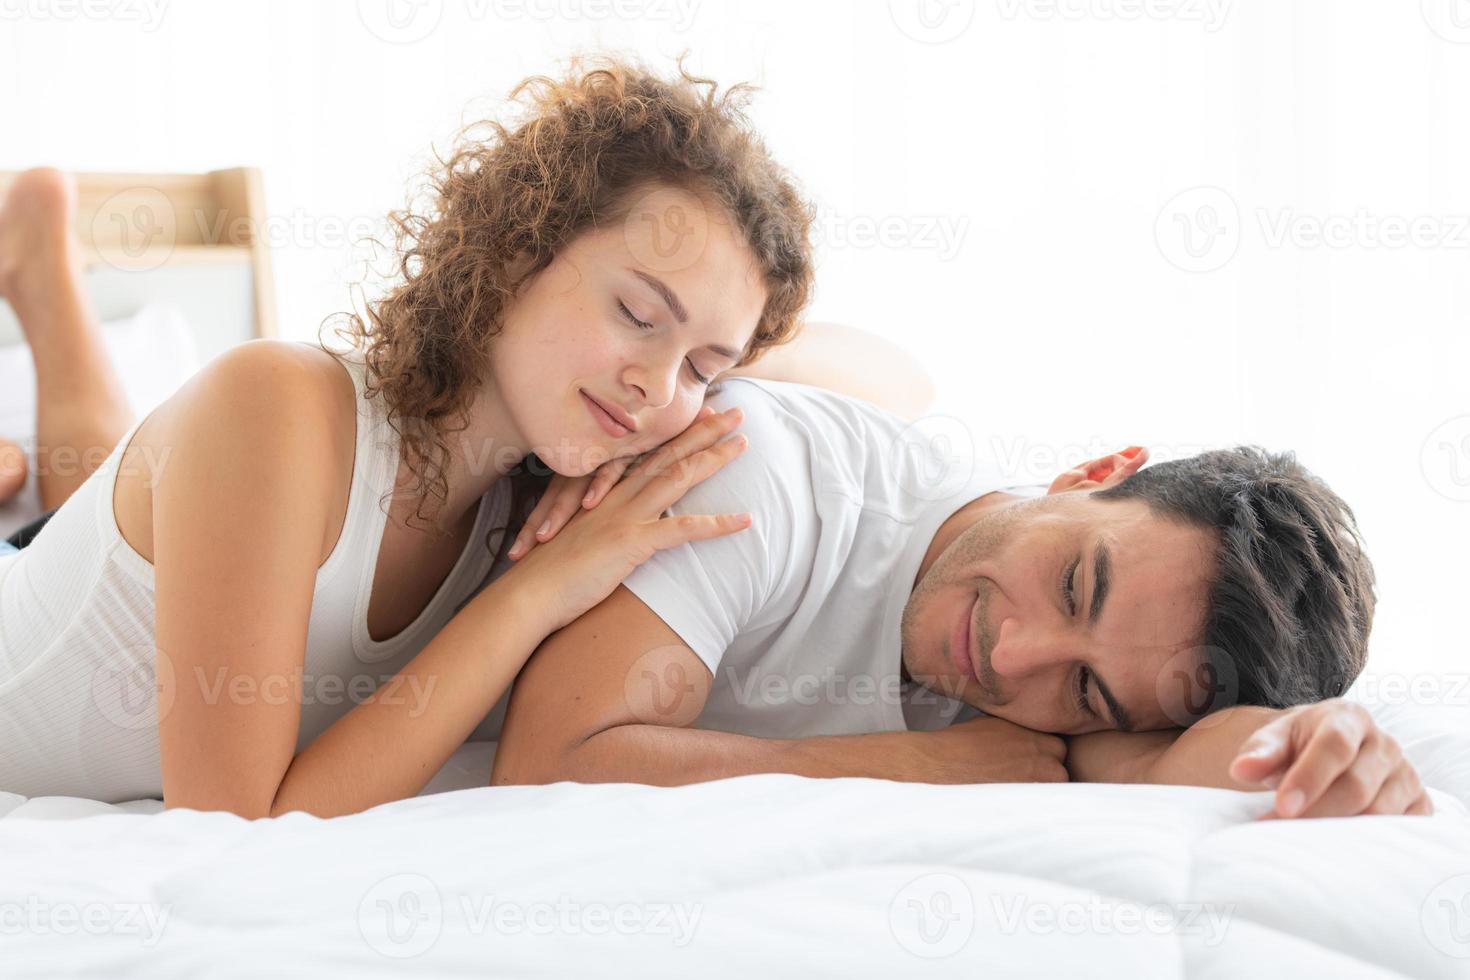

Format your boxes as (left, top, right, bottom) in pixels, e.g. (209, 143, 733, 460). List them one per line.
(314, 350, 401, 586)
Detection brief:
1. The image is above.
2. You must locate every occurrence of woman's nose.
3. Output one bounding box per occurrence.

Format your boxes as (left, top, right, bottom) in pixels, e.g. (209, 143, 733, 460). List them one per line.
(624, 358, 678, 409)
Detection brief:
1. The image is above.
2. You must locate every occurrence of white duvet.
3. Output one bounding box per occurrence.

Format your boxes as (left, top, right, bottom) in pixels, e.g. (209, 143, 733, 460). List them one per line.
(2, 698, 1468, 979)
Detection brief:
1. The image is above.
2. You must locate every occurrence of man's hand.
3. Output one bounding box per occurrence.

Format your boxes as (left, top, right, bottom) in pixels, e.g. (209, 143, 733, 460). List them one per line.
(1227, 698, 1433, 819)
(900, 717, 1068, 784)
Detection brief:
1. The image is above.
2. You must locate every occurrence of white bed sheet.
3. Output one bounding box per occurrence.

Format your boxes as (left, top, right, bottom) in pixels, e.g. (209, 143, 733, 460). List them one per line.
(1, 698, 1467, 978)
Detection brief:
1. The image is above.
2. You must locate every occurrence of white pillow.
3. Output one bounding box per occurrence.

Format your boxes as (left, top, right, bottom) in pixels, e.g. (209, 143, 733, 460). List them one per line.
(0, 304, 200, 539)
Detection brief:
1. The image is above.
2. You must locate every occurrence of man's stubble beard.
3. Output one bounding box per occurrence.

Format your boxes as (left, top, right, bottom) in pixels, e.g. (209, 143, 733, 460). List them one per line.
(899, 498, 1039, 709)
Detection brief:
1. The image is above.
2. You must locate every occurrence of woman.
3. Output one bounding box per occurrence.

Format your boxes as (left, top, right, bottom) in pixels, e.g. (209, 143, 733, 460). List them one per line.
(0, 58, 932, 819)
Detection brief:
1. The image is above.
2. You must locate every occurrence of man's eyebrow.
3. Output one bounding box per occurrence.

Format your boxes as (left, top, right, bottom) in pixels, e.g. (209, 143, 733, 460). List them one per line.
(629, 269, 688, 324)
(628, 268, 743, 363)
(1089, 540, 1111, 627)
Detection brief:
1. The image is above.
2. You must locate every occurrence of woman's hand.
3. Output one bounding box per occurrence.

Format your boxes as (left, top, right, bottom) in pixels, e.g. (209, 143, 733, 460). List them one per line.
(507, 406, 719, 561)
(502, 405, 752, 633)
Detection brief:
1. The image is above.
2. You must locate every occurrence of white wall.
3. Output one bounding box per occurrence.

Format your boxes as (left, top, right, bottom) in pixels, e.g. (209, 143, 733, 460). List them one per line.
(3, 0, 1467, 691)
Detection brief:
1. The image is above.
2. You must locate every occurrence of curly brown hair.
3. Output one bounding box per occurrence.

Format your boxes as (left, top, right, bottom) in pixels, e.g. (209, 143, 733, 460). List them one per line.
(329, 53, 816, 533)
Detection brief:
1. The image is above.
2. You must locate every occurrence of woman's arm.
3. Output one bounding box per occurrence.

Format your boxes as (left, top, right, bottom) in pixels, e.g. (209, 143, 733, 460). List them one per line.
(148, 345, 751, 818)
(727, 321, 937, 421)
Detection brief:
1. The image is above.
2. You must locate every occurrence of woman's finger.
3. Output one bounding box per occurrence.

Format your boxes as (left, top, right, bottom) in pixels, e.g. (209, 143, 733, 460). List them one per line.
(536, 475, 595, 544)
(1271, 710, 1370, 817)
(509, 476, 583, 559)
(642, 433, 749, 515)
(583, 455, 636, 510)
(643, 511, 753, 553)
(623, 407, 743, 487)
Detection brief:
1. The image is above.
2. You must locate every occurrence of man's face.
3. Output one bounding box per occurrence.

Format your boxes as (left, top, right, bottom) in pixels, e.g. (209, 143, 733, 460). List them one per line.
(899, 491, 1218, 735)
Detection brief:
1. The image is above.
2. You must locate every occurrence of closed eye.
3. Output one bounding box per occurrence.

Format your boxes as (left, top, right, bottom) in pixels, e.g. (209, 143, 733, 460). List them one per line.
(618, 300, 712, 386)
(617, 301, 653, 331)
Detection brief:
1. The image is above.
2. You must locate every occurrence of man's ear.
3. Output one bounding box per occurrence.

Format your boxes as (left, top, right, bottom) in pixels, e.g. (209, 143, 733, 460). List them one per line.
(1048, 446, 1151, 495)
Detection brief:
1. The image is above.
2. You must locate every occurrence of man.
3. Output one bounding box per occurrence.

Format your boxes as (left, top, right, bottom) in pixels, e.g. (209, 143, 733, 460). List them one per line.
(492, 378, 1430, 819)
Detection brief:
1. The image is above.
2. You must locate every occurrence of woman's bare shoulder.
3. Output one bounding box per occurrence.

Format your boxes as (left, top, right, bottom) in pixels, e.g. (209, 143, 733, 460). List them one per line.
(115, 340, 360, 564)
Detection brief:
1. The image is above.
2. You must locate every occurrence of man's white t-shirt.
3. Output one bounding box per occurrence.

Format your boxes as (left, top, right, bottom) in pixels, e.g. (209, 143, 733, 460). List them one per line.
(623, 379, 1042, 739)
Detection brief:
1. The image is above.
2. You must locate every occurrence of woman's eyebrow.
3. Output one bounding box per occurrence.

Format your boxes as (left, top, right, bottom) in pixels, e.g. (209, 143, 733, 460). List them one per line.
(628, 267, 743, 362)
(629, 269, 688, 323)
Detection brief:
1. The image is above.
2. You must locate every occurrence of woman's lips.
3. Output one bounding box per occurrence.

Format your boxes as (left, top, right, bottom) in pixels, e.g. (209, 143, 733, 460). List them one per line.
(949, 595, 977, 681)
(581, 390, 631, 438)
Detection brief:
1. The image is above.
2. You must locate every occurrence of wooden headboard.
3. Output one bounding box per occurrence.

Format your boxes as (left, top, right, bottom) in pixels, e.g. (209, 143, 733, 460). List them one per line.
(0, 167, 276, 363)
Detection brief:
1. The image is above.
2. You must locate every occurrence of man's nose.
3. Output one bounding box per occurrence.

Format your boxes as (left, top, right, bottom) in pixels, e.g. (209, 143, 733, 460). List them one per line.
(988, 617, 1070, 677)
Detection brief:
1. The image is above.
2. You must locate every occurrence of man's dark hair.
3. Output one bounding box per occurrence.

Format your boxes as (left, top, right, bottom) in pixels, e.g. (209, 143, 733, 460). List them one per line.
(1095, 446, 1375, 715)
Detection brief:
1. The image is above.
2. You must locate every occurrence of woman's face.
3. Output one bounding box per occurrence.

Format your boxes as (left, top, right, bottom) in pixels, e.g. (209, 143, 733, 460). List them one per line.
(487, 186, 769, 476)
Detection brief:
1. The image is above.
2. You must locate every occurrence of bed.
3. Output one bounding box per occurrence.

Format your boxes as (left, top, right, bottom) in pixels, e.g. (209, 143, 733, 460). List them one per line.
(0, 695, 1467, 978)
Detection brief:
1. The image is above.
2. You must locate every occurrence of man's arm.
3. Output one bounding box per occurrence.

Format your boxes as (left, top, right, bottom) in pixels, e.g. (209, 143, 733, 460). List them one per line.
(1064, 707, 1277, 790)
(491, 586, 1067, 787)
(1066, 700, 1433, 818)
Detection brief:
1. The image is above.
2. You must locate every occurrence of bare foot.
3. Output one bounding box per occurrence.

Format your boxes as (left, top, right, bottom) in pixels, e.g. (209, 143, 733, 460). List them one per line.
(0, 437, 26, 504)
(0, 167, 86, 327)
(0, 167, 134, 511)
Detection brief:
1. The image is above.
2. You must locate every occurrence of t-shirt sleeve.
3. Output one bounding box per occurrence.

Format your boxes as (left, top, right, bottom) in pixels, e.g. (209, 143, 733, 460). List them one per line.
(621, 382, 815, 678)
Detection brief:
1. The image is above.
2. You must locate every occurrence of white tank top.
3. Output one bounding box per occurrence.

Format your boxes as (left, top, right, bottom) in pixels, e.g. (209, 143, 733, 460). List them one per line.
(0, 349, 516, 803)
